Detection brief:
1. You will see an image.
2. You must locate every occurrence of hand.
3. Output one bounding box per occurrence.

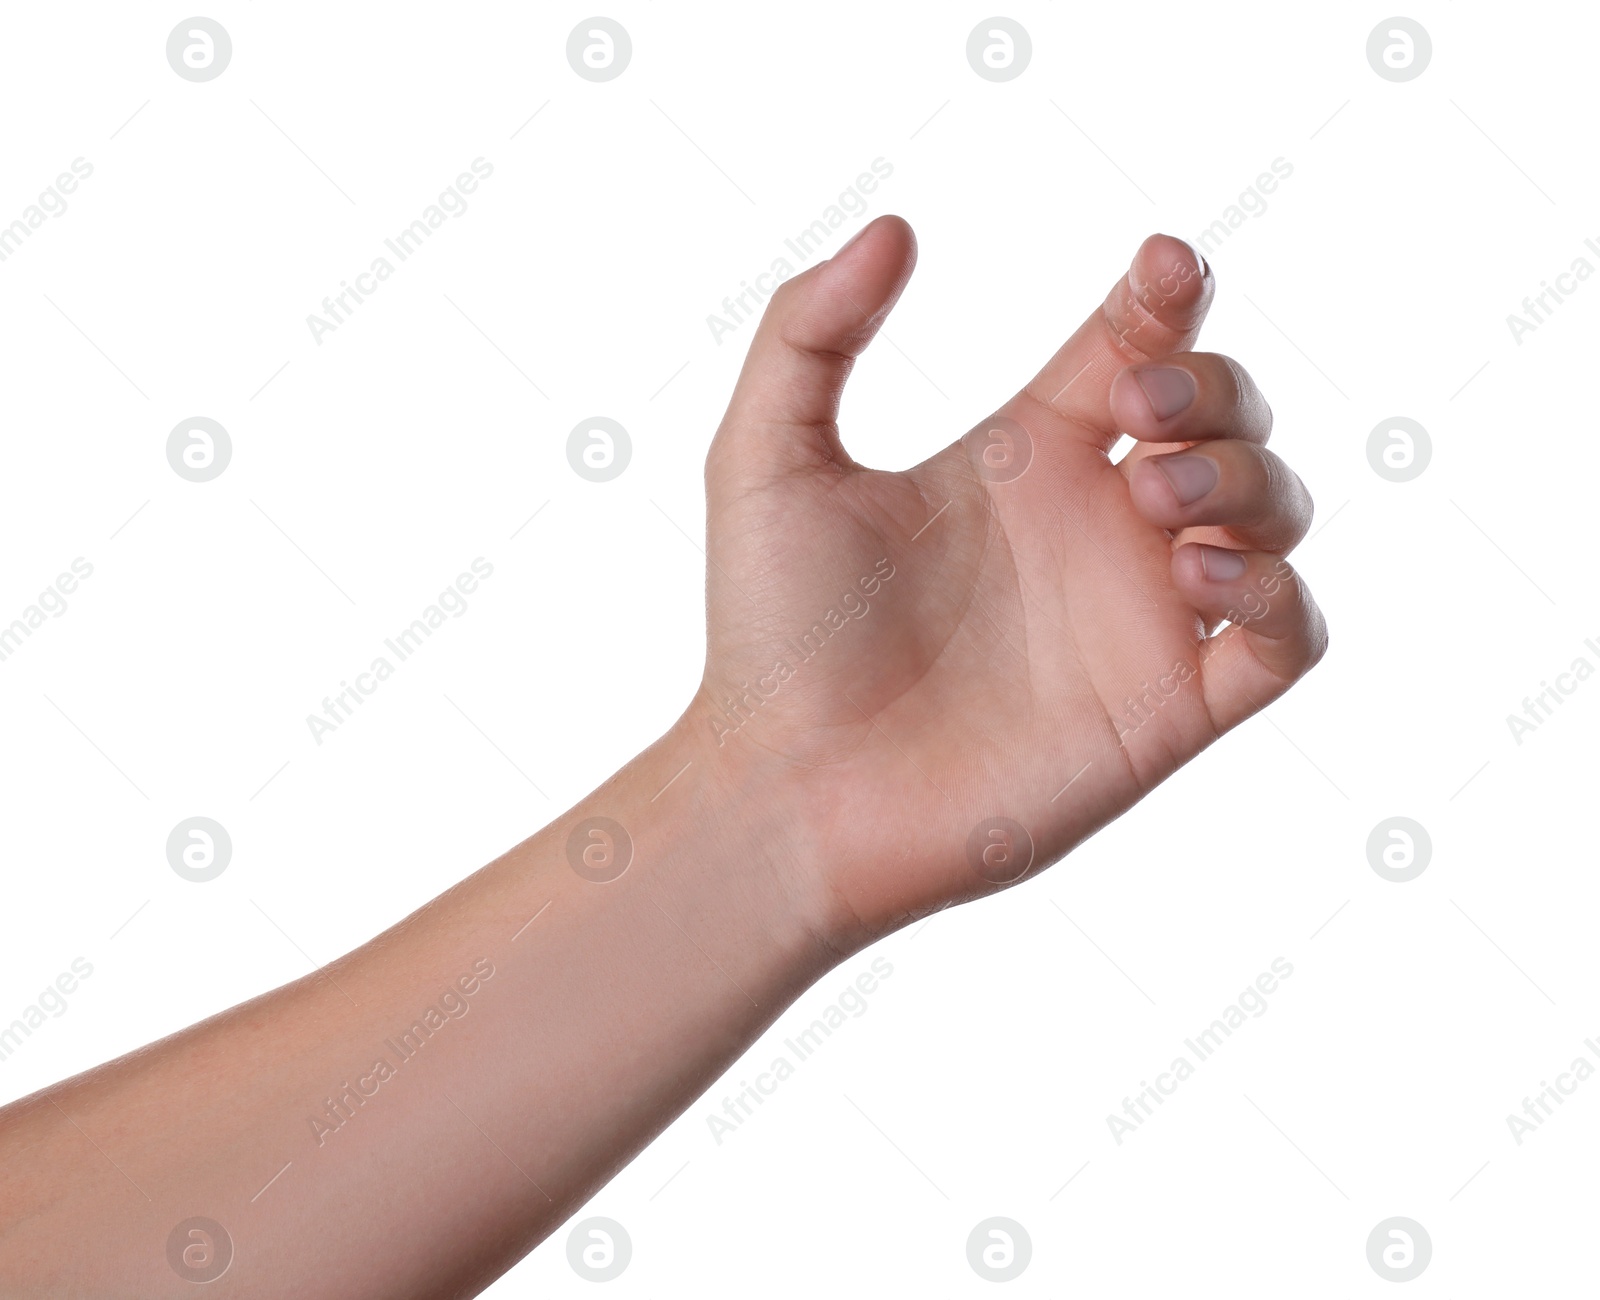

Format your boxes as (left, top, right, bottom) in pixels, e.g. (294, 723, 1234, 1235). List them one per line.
(685, 217, 1327, 948)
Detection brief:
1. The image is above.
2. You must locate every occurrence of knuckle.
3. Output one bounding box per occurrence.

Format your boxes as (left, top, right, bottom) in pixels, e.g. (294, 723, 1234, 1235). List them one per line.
(1270, 454, 1314, 536)
(1239, 444, 1278, 521)
(1214, 354, 1271, 438)
(1214, 354, 1249, 406)
(1250, 449, 1310, 538)
(766, 279, 803, 328)
(1295, 470, 1315, 529)
(1302, 595, 1331, 671)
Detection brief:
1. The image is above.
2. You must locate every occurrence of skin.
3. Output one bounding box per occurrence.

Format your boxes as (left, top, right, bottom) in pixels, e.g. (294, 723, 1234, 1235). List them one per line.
(0, 218, 1325, 1297)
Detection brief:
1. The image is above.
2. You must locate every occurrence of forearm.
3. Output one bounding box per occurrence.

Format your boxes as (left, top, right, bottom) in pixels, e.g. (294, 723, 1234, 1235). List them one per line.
(0, 721, 838, 1297)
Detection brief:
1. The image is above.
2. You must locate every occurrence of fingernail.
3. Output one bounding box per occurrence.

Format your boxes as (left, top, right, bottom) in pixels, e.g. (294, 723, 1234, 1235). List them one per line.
(1154, 453, 1218, 505)
(1133, 366, 1196, 420)
(1176, 236, 1210, 280)
(1198, 545, 1247, 582)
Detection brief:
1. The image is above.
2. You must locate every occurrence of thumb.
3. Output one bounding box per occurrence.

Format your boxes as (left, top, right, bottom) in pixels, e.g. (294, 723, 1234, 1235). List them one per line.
(715, 214, 916, 472)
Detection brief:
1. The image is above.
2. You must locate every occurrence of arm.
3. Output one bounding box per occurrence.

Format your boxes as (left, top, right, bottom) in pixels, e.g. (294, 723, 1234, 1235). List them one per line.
(1, 734, 826, 1297)
(0, 218, 1325, 1297)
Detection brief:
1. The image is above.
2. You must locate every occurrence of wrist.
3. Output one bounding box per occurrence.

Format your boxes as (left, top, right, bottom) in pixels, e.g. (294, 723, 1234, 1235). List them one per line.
(640, 700, 863, 970)
(577, 713, 843, 987)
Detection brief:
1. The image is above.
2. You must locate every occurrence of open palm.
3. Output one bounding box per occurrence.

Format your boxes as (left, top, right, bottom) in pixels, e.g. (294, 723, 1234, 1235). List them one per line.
(692, 218, 1325, 945)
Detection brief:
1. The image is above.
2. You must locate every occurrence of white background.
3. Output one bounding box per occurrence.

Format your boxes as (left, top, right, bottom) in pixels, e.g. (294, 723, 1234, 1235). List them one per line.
(0, 1, 1594, 1294)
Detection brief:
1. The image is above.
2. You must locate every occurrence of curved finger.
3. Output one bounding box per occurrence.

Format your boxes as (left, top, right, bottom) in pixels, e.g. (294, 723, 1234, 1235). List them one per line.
(1109, 352, 1273, 448)
(1129, 442, 1314, 553)
(1170, 545, 1329, 731)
